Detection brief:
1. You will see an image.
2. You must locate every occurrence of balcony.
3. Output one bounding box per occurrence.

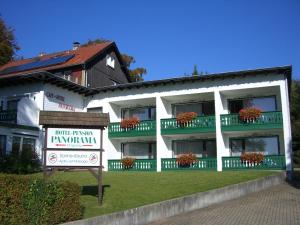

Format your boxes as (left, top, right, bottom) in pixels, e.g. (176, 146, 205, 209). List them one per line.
(0, 110, 17, 123)
(108, 120, 156, 138)
(108, 159, 157, 171)
(222, 155, 285, 170)
(161, 115, 215, 135)
(221, 111, 283, 132)
(161, 157, 217, 171)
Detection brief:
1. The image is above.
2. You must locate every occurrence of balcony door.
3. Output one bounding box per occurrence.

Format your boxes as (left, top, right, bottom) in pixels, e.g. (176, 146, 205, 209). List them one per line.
(229, 96, 277, 113)
(172, 139, 216, 158)
(172, 101, 214, 117)
(121, 107, 156, 121)
(122, 142, 156, 159)
(230, 136, 280, 156)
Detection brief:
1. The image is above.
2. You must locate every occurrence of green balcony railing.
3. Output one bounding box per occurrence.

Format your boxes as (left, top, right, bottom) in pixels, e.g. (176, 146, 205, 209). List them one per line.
(161, 116, 215, 135)
(221, 111, 283, 131)
(0, 110, 17, 123)
(108, 120, 156, 138)
(161, 157, 217, 171)
(222, 155, 286, 170)
(108, 159, 157, 171)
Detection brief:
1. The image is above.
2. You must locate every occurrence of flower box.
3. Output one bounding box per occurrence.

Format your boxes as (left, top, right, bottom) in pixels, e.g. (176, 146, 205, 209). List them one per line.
(240, 152, 264, 165)
(121, 157, 136, 169)
(176, 112, 198, 127)
(120, 117, 140, 129)
(176, 153, 197, 168)
(239, 107, 262, 122)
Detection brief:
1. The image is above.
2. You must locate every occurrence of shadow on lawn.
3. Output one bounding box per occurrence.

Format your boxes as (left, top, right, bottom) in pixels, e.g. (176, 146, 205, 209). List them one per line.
(82, 184, 111, 197)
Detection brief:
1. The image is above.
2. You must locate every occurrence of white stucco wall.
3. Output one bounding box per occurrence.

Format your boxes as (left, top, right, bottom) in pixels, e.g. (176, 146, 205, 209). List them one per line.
(87, 73, 291, 171)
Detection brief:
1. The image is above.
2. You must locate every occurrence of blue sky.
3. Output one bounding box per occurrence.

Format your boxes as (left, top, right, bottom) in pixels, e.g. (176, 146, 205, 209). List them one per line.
(1, 0, 299, 80)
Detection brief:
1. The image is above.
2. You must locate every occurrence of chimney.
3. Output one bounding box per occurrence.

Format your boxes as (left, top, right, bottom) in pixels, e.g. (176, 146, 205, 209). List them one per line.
(39, 52, 46, 57)
(73, 42, 80, 50)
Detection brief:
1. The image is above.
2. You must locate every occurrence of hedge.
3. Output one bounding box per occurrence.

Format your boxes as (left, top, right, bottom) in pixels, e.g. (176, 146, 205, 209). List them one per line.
(0, 174, 83, 225)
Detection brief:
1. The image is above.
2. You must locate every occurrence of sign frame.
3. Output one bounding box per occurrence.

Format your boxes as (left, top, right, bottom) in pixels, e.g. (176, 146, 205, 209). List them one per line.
(39, 111, 109, 206)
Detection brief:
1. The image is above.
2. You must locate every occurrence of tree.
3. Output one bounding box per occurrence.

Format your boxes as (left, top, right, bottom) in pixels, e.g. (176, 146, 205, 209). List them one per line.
(191, 65, 208, 76)
(0, 17, 20, 66)
(192, 65, 198, 76)
(82, 38, 146, 82)
(291, 80, 300, 167)
(81, 38, 109, 47)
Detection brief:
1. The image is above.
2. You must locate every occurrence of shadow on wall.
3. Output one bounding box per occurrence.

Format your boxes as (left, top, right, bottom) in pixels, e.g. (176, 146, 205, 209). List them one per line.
(17, 98, 39, 127)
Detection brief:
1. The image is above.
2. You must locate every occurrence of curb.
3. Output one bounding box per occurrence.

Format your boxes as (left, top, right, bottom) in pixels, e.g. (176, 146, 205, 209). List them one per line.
(62, 172, 286, 225)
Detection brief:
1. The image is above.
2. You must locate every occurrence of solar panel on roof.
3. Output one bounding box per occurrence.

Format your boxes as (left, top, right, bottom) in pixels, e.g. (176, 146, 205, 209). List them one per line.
(0, 54, 75, 75)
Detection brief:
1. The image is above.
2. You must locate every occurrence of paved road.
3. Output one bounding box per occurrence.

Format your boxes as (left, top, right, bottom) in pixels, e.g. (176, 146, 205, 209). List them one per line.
(147, 182, 300, 225)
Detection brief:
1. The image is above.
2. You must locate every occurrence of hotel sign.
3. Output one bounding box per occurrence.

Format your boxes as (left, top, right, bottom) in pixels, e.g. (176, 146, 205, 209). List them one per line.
(46, 150, 100, 167)
(39, 111, 109, 205)
(47, 128, 100, 149)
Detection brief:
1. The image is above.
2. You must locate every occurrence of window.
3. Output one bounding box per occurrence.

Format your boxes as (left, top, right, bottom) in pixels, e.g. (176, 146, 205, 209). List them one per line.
(106, 56, 115, 69)
(12, 136, 21, 155)
(172, 101, 215, 117)
(229, 96, 276, 113)
(230, 136, 279, 156)
(173, 139, 216, 157)
(12, 136, 36, 155)
(122, 142, 156, 159)
(122, 107, 156, 121)
(87, 107, 103, 113)
(0, 135, 6, 157)
(7, 99, 19, 111)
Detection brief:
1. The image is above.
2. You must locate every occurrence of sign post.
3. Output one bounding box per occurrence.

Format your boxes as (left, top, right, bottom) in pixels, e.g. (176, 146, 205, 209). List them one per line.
(39, 111, 109, 205)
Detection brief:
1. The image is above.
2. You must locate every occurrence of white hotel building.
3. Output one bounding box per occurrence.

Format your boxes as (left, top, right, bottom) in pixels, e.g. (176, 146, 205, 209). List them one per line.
(0, 43, 293, 175)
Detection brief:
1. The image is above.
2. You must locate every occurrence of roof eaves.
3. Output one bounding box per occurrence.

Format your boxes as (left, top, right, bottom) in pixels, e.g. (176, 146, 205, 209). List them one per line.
(85, 65, 292, 96)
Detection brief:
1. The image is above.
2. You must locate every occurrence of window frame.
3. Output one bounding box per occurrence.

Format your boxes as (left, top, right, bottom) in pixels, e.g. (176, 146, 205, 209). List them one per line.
(121, 106, 156, 121)
(172, 138, 216, 158)
(121, 142, 156, 159)
(229, 135, 280, 156)
(171, 100, 215, 117)
(227, 95, 278, 113)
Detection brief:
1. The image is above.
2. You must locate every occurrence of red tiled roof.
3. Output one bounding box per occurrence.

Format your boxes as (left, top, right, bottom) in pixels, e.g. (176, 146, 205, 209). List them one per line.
(0, 42, 113, 78)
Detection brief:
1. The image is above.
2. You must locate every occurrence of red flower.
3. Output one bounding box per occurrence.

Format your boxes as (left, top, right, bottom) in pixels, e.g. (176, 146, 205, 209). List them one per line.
(121, 157, 135, 169)
(239, 107, 262, 122)
(176, 153, 197, 167)
(176, 112, 198, 127)
(240, 152, 264, 164)
(120, 117, 140, 129)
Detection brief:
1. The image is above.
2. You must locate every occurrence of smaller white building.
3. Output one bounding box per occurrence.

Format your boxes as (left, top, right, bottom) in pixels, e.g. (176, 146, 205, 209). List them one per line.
(0, 72, 87, 158)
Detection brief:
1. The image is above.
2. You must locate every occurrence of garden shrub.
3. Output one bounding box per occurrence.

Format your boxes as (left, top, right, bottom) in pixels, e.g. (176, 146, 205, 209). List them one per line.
(0, 148, 41, 174)
(0, 174, 82, 225)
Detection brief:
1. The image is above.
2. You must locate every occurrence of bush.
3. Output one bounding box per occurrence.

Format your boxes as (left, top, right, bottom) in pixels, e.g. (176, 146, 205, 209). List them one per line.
(0, 174, 82, 225)
(176, 112, 198, 127)
(121, 157, 136, 169)
(239, 107, 262, 122)
(294, 150, 300, 167)
(176, 153, 197, 167)
(0, 148, 41, 174)
(240, 152, 264, 164)
(120, 117, 140, 129)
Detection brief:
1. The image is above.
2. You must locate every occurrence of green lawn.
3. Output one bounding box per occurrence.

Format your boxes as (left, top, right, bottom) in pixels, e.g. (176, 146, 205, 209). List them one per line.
(48, 170, 277, 218)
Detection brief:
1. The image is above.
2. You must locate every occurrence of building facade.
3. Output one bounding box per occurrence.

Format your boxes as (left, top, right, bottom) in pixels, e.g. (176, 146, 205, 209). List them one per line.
(87, 66, 292, 174)
(0, 63, 293, 175)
